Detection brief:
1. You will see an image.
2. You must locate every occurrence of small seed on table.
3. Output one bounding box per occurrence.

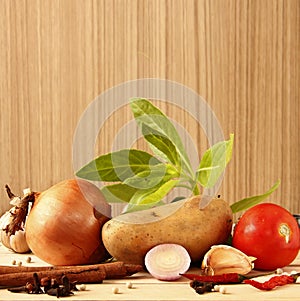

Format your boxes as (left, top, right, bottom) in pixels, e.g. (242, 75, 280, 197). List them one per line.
(126, 282, 133, 289)
(112, 287, 119, 294)
(17, 261, 22, 266)
(11, 259, 16, 265)
(26, 256, 32, 263)
(219, 286, 227, 294)
(79, 284, 86, 291)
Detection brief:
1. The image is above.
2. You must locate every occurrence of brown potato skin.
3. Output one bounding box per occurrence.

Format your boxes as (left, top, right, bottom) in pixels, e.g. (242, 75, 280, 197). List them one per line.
(102, 196, 233, 265)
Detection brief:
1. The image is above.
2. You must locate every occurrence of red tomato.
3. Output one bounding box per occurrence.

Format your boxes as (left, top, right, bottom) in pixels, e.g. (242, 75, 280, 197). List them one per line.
(232, 203, 300, 270)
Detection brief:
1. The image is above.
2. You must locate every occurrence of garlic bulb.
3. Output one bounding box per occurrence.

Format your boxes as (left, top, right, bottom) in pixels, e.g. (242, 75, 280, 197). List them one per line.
(0, 186, 31, 253)
(201, 245, 256, 275)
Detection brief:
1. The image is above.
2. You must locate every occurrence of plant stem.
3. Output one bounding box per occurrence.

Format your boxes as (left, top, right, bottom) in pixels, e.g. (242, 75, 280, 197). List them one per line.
(192, 183, 200, 195)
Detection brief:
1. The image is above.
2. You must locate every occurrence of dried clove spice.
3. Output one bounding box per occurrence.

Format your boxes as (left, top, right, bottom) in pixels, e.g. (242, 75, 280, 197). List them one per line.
(7, 272, 79, 298)
(8, 282, 33, 294)
(190, 280, 215, 294)
(46, 276, 74, 297)
(32, 272, 44, 294)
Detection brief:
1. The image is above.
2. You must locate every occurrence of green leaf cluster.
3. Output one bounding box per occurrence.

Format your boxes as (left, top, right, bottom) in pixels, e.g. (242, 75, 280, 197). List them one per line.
(76, 98, 279, 213)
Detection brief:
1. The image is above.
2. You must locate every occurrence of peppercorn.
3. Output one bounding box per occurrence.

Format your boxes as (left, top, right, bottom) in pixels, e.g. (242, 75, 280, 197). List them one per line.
(194, 282, 214, 294)
(126, 281, 133, 289)
(79, 284, 86, 291)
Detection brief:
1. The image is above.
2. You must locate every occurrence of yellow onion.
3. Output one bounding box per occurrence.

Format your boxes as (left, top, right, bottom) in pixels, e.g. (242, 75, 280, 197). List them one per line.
(25, 179, 111, 265)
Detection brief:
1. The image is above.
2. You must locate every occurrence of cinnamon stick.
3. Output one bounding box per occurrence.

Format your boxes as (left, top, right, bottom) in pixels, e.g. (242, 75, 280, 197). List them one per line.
(0, 261, 143, 287)
(0, 268, 106, 287)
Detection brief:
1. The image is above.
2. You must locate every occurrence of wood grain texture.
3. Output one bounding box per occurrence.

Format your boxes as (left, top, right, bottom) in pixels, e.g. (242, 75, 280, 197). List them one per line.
(0, 0, 299, 217)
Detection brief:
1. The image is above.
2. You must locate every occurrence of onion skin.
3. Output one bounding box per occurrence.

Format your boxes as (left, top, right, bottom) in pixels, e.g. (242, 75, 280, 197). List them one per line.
(26, 179, 111, 266)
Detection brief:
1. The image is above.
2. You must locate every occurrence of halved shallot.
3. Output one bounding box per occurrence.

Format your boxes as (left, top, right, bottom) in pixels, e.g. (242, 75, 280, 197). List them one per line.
(145, 243, 191, 281)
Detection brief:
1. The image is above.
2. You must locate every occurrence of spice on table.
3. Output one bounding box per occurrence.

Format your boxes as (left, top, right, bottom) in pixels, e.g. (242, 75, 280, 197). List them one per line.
(78, 284, 86, 291)
(0, 261, 142, 280)
(0, 261, 143, 287)
(181, 272, 247, 284)
(192, 281, 214, 294)
(126, 281, 133, 288)
(7, 273, 78, 297)
(190, 280, 231, 295)
(243, 273, 300, 291)
(46, 275, 74, 297)
(219, 286, 227, 294)
(184, 271, 278, 295)
(0, 268, 106, 287)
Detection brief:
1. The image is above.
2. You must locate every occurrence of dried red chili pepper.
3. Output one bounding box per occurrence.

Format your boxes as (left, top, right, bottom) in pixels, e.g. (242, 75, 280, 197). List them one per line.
(181, 272, 247, 284)
(244, 273, 300, 291)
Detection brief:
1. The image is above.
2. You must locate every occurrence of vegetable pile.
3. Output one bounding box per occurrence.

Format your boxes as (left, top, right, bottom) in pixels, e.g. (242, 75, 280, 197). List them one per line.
(0, 98, 299, 292)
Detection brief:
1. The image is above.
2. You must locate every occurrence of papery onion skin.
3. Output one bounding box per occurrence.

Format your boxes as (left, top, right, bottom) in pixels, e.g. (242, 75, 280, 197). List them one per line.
(25, 179, 111, 266)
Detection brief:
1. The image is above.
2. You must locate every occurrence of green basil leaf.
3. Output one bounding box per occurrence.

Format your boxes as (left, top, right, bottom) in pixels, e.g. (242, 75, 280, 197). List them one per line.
(101, 183, 138, 203)
(197, 134, 234, 188)
(125, 201, 166, 213)
(125, 179, 179, 212)
(76, 149, 162, 181)
(130, 98, 193, 177)
(141, 123, 181, 167)
(230, 180, 280, 213)
(123, 163, 179, 189)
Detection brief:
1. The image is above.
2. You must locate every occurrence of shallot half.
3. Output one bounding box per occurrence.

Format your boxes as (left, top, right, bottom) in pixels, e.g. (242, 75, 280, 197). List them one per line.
(145, 244, 191, 281)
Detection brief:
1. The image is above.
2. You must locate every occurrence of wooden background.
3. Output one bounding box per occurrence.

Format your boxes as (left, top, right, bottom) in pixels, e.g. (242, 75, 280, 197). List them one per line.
(0, 0, 299, 217)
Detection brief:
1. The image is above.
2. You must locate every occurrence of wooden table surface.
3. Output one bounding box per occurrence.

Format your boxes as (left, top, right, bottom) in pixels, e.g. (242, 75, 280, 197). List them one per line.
(0, 244, 299, 301)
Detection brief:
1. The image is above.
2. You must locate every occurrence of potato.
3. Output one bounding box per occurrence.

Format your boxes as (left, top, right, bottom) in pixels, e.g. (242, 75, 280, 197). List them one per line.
(102, 195, 233, 264)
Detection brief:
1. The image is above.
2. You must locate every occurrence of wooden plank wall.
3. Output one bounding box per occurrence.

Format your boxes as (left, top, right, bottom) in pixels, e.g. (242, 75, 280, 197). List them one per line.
(0, 0, 299, 217)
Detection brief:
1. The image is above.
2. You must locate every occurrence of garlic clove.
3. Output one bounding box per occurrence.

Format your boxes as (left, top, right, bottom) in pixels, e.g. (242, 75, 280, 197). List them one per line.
(0, 210, 12, 231)
(9, 230, 30, 253)
(201, 245, 256, 275)
(1, 230, 12, 249)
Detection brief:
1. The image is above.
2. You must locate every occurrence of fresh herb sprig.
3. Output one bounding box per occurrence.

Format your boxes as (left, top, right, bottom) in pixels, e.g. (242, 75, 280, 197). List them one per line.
(76, 98, 279, 213)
